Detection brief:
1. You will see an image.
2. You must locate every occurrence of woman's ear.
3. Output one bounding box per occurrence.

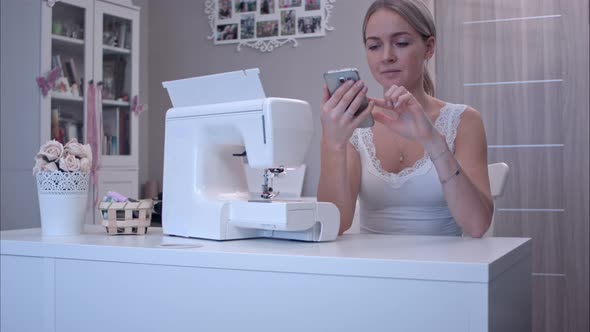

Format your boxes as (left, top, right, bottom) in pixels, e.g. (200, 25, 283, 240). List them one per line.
(425, 36, 436, 60)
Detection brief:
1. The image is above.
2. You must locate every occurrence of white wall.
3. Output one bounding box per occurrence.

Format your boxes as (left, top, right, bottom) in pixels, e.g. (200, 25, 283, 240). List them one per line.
(146, 0, 379, 197)
(1, 0, 42, 230)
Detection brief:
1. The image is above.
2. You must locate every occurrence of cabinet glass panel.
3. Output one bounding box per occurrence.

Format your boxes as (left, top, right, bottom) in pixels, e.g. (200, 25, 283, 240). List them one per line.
(102, 14, 132, 156)
(50, 2, 86, 144)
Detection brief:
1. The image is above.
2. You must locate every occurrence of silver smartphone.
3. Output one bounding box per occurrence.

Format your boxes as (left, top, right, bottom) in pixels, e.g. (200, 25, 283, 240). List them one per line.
(323, 68, 374, 128)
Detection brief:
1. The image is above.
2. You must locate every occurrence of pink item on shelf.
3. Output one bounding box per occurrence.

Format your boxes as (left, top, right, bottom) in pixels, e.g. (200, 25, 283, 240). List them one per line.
(131, 95, 147, 116)
(87, 83, 97, 179)
(107, 191, 128, 203)
(86, 82, 102, 205)
(36, 67, 61, 97)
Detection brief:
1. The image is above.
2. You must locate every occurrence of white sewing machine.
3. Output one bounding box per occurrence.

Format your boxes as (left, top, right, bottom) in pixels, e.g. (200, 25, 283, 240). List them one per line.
(161, 68, 340, 241)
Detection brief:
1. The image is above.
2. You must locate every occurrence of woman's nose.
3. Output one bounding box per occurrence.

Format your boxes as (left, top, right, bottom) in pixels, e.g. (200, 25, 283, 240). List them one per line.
(382, 45, 397, 63)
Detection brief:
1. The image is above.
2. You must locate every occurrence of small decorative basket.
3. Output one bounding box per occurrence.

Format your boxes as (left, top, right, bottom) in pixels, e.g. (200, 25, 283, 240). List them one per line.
(98, 199, 152, 235)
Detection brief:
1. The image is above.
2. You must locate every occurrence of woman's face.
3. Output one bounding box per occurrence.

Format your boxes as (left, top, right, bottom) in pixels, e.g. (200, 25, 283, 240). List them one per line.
(364, 9, 434, 92)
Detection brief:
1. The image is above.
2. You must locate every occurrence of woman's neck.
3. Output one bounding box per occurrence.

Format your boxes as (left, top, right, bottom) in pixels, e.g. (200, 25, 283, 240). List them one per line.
(412, 89, 432, 112)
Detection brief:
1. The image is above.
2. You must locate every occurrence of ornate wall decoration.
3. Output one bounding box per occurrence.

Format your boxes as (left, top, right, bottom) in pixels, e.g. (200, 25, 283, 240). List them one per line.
(205, 0, 336, 52)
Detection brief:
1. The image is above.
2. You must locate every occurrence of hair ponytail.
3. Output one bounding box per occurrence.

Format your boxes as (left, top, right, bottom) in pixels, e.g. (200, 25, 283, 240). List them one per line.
(423, 69, 435, 96)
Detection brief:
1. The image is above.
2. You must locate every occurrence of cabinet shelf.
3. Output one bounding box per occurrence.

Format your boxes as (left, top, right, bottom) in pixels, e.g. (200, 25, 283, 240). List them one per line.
(51, 92, 84, 103)
(52, 34, 84, 46)
(103, 44, 131, 55)
(102, 99, 130, 107)
(52, 34, 85, 58)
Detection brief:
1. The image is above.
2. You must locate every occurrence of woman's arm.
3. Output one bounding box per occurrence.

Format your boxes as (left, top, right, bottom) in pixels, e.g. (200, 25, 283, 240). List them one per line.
(318, 143, 362, 235)
(316, 81, 373, 235)
(425, 107, 493, 237)
(373, 85, 493, 238)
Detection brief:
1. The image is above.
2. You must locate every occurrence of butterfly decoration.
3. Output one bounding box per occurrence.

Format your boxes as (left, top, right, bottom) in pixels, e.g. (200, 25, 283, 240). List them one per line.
(46, 0, 60, 7)
(36, 67, 61, 97)
(131, 95, 147, 116)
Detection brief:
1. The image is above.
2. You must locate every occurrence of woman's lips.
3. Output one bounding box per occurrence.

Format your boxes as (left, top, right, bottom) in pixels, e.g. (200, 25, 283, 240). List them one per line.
(381, 70, 401, 77)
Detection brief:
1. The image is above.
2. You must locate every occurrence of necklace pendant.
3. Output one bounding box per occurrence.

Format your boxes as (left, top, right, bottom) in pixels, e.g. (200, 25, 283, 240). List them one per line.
(400, 154, 404, 163)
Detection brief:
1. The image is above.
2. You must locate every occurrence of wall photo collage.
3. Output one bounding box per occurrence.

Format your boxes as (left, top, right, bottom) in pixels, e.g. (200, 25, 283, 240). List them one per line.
(212, 0, 330, 49)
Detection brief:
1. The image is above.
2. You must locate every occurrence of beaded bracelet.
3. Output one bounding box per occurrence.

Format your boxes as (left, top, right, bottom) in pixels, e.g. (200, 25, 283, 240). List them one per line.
(430, 145, 449, 161)
(440, 167, 461, 185)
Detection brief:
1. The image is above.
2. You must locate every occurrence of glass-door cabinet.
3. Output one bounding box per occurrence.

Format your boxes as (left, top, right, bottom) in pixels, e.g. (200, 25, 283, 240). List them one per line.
(94, 0, 139, 168)
(41, 0, 139, 165)
(40, 0, 93, 146)
(41, 0, 141, 224)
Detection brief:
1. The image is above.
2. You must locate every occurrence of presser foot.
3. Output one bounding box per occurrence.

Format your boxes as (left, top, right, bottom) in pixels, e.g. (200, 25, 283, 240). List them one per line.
(260, 167, 284, 200)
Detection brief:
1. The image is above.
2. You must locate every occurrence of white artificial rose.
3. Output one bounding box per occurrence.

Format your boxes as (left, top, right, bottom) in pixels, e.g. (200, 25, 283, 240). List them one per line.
(79, 157, 92, 176)
(59, 154, 81, 173)
(36, 139, 63, 162)
(82, 144, 92, 164)
(33, 156, 47, 175)
(43, 161, 59, 172)
(64, 139, 92, 160)
(33, 157, 59, 175)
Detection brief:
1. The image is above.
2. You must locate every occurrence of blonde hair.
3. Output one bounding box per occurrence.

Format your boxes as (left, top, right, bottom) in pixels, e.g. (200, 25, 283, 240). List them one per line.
(362, 0, 436, 96)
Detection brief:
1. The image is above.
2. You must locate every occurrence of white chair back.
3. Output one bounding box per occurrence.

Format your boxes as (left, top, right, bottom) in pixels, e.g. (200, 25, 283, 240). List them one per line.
(483, 162, 510, 237)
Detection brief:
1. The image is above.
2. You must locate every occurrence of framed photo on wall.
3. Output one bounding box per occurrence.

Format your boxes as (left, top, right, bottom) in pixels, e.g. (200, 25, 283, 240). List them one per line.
(205, 0, 336, 52)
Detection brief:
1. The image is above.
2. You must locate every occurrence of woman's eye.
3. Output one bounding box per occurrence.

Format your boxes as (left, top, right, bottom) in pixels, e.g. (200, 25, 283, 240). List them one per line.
(396, 42, 409, 47)
(367, 44, 381, 50)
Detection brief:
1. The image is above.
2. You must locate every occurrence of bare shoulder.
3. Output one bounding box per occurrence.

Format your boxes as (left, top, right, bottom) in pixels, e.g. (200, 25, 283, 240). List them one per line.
(450, 105, 487, 158)
(460, 106, 483, 125)
(457, 105, 486, 139)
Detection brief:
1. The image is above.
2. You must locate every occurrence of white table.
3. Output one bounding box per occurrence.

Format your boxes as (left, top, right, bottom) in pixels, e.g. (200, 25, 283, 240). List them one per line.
(1, 226, 531, 332)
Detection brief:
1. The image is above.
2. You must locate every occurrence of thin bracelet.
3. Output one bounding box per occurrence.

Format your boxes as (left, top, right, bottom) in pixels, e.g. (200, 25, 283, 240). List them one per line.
(440, 167, 461, 184)
(430, 145, 449, 161)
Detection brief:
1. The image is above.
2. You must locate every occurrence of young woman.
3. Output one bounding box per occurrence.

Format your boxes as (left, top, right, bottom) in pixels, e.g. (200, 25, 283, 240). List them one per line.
(317, 0, 493, 237)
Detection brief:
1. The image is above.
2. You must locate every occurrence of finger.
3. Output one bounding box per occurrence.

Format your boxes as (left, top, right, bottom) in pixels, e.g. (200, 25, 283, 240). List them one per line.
(342, 85, 369, 119)
(369, 97, 388, 109)
(351, 99, 375, 128)
(369, 96, 401, 119)
(387, 87, 407, 109)
(372, 109, 396, 127)
(395, 91, 414, 109)
(336, 80, 365, 114)
(320, 85, 337, 121)
(373, 109, 404, 133)
(384, 85, 408, 109)
(322, 79, 354, 111)
(331, 79, 355, 104)
(383, 85, 399, 108)
(322, 84, 330, 104)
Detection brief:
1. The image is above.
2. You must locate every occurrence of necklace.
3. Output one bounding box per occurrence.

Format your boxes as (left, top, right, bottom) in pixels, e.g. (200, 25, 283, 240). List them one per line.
(397, 136, 406, 164)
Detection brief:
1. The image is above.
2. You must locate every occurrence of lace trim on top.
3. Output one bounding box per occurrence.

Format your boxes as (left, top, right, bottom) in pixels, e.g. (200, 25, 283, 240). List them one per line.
(36, 171, 89, 194)
(350, 103, 466, 188)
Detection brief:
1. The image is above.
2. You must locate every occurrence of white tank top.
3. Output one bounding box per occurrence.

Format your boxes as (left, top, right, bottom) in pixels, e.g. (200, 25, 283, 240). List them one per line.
(349, 103, 467, 236)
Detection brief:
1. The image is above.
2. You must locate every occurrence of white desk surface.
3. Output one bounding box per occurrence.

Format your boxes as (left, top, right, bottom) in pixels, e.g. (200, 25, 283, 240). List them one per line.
(1, 225, 530, 283)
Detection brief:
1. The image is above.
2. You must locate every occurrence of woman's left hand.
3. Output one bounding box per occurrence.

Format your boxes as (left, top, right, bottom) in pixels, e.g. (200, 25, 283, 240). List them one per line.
(371, 85, 436, 145)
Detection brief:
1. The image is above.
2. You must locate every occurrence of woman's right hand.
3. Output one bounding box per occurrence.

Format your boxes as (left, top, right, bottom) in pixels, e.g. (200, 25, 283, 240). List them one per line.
(320, 80, 374, 151)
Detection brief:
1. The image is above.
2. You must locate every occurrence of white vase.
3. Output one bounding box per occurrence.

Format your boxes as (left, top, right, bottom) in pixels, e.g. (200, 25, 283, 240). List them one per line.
(36, 171, 89, 236)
